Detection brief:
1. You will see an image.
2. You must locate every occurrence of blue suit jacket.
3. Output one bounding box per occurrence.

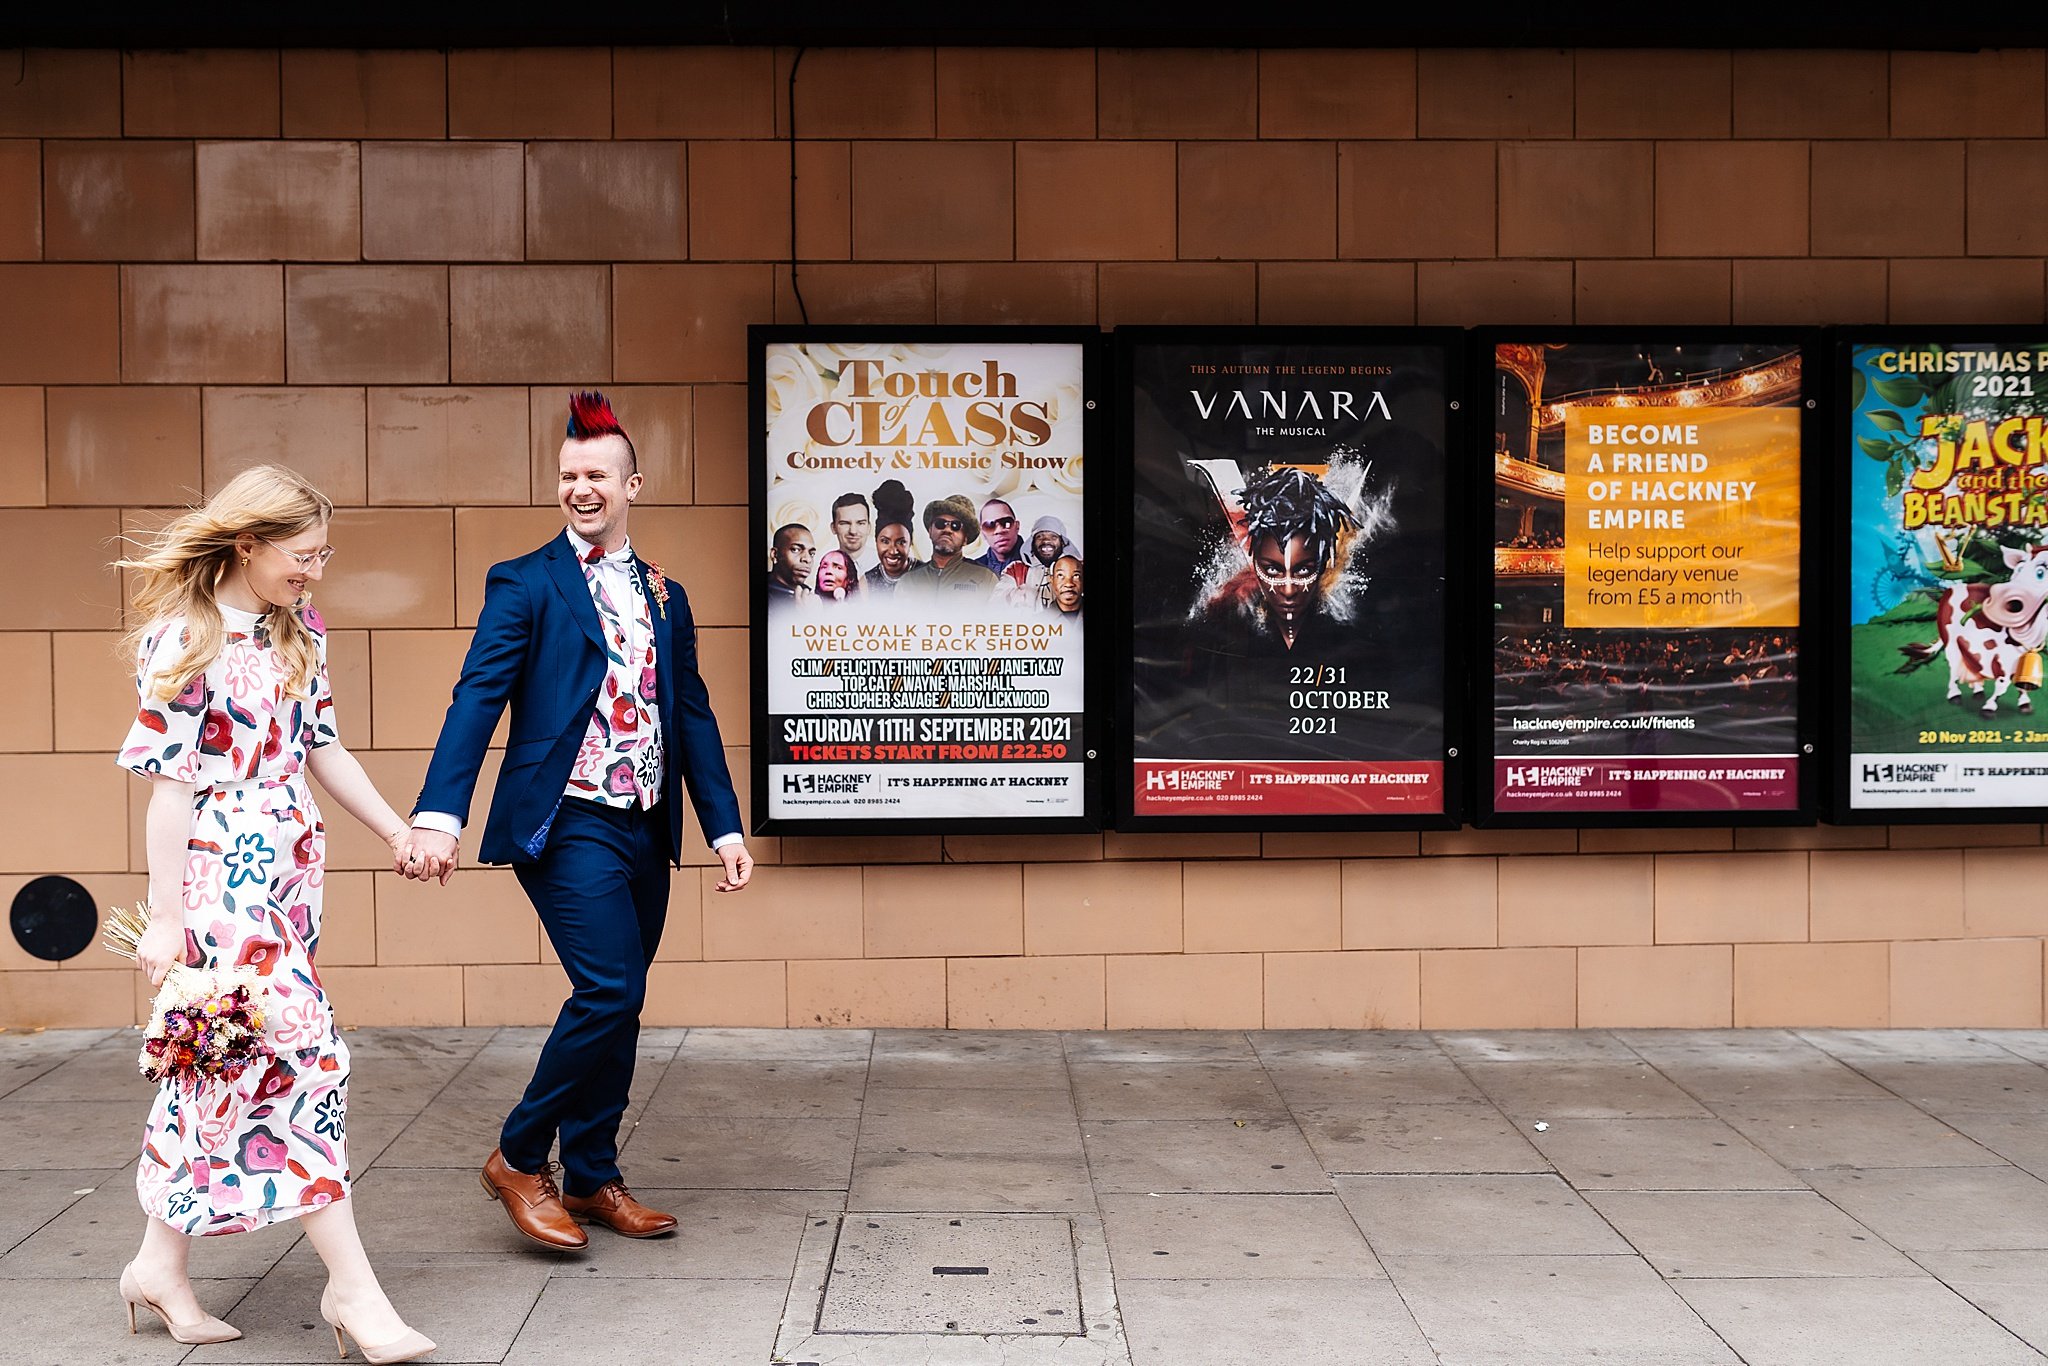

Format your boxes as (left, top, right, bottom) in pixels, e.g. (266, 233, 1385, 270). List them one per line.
(416, 531, 742, 866)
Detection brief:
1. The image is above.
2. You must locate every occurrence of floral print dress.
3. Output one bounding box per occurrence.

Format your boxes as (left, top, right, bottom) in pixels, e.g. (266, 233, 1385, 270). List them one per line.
(117, 603, 350, 1235)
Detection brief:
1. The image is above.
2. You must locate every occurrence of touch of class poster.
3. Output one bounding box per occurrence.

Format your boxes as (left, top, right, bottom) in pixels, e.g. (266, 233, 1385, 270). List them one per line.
(1127, 340, 1449, 819)
(1846, 339, 2048, 811)
(758, 338, 1090, 824)
(1490, 340, 1804, 814)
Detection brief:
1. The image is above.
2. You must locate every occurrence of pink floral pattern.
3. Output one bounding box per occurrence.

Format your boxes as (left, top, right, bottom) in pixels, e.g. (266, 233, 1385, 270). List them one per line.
(566, 553, 663, 808)
(119, 609, 351, 1236)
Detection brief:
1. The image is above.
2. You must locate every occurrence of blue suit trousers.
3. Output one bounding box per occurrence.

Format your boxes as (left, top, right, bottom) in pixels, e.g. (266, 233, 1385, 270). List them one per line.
(498, 797, 670, 1197)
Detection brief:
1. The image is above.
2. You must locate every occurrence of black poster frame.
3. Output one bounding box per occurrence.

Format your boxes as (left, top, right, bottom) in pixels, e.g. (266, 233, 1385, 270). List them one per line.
(747, 324, 1108, 837)
(1469, 325, 1823, 830)
(1111, 325, 1468, 833)
(1827, 325, 2048, 826)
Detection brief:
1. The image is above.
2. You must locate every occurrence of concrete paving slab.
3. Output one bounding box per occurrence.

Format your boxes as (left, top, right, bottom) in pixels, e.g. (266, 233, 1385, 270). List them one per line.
(1622, 1038, 1892, 1103)
(1850, 1059, 2048, 1116)
(858, 1091, 1083, 1158)
(1462, 1060, 1713, 1120)
(620, 1115, 858, 1190)
(1084, 1119, 1330, 1194)
(1063, 1031, 1258, 1064)
(1382, 1253, 1740, 1364)
(1944, 1113, 2048, 1180)
(501, 1275, 788, 1365)
(0, 1176, 301, 1281)
(849, 1150, 1096, 1213)
(1990, 1033, 2048, 1066)
(676, 1027, 873, 1061)
(1586, 1189, 1917, 1278)
(1070, 1062, 1288, 1120)
(1264, 1055, 1487, 1106)
(1526, 1116, 1804, 1190)
(5, 1036, 155, 1105)
(0, 1100, 154, 1168)
(1336, 1173, 1630, 1256)
(1118, 1277, 1434, 1366)
(1294, 1101, 1551, 1175)
(552, 1187, 836, 1278)
(1248, 1029, 1448, 1063)
(183, 1260, 548, 1364)
(1915, 1249, 2048, 1354)
(1718, 1099, 2006, 1170)
(1798, 1029, 2022, 1061)
(335, 1055, 469, 1116)
(0, 1168, 120, 1256)
(0, 1273, 255, 1366)
(643, 1059, 868, 1118)
(1436, 1030, 1638, 1064)
(1675, 1275, 2042, 1366)
(871, 1028, 1066, 1062)
(1100, 1193, 1382, 1280)
(372, 1094, 515, 1168)
(1804, 1166, 2048, 1252)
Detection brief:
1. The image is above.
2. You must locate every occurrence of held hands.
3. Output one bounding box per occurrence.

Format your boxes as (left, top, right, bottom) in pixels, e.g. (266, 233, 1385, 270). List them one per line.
(389, 827, 460, 885)
(714, 842, 754, 893)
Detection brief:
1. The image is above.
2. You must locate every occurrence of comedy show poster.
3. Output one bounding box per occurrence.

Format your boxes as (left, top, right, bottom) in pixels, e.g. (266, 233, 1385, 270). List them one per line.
(1127, 341, 1448, 818)
(1847, 339, 2048, 811)
(759, 338, 1088, 823)
(1490, 340, 1803, 814)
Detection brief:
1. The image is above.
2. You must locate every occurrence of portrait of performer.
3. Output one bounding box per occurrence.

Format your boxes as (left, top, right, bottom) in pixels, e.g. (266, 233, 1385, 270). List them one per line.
(814, 548, 862, 606)
(1049, 555, 1084, 619)
(1201, 465, 1358, 654)
(1022, 514, 1078, 608)
(905, 494, 999, 600)
(974, 498, 1025, 574)
(765, 523, 816, 612)
(412, 391, 753, 1252)
(828, 493, 875, 572)
(864, 519, 920, 597)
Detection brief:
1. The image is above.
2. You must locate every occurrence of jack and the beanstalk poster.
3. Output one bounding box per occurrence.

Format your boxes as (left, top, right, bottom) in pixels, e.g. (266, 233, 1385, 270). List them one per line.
(1846, 338, 2048, 812)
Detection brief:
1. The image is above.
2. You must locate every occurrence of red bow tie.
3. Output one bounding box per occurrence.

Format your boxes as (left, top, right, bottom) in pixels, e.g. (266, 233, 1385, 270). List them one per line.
(583, 546, 607, 566)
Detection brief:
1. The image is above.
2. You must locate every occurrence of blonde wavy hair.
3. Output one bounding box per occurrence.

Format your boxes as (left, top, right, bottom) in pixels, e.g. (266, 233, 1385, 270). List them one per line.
(119, 464, 335, 701)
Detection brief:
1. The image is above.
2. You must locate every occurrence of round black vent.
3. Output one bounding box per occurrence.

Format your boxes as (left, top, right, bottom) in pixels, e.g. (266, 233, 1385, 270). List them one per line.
(10, 875, 99, 963)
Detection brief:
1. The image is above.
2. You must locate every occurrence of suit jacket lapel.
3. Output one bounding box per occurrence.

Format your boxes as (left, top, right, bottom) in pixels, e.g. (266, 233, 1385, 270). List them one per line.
(637, 554, 675, 722)
(541, 532, 606, 652)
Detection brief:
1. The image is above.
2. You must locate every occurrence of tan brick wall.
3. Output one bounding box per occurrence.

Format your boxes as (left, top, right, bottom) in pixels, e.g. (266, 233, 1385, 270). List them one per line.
(4, 45, 2046, 1030)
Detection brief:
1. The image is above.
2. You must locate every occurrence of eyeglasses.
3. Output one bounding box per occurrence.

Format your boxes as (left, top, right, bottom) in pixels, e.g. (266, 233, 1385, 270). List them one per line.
(264, 539, 336, 570)
(929, 517, 966, 533)
(1253, 561, 1321, 587)
(980, 516, 1016, 531)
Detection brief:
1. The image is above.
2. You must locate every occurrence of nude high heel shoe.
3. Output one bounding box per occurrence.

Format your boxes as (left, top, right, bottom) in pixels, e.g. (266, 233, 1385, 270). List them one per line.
(118, 1263, 242, 1345)
(320, 1284, 436, 1364)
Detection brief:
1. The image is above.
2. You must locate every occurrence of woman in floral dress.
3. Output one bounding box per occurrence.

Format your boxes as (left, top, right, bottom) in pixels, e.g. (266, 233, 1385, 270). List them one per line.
(118, 465, 433, 1362)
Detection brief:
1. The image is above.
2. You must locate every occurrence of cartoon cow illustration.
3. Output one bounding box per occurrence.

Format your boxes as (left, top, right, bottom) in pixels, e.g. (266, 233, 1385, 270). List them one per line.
(1900, 544, 2048, 714)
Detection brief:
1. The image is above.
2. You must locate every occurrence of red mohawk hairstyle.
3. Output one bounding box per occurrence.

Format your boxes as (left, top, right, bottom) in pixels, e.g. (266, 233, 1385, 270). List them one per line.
(565, 390, 636, 472)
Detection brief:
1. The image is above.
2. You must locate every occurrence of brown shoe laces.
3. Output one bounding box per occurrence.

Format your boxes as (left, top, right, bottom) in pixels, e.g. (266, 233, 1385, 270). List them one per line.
(533, 1162, 565, 1202)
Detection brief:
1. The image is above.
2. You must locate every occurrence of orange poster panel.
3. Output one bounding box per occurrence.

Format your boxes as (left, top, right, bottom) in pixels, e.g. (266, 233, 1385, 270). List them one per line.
(1562, 406, 1800, 630)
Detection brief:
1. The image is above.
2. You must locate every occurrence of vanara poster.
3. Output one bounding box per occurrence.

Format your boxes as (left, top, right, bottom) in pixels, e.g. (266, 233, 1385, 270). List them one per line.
(1124, 334, 1453, 822)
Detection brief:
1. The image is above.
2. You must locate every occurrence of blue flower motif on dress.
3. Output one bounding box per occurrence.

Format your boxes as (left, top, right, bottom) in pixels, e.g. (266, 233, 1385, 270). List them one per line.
(224, 833, 275, 890)
(312, 1089, 346, 1142)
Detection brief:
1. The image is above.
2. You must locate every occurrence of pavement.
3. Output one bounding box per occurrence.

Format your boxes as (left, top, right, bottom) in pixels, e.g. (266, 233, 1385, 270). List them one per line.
(5, 1025, 2048, 1365)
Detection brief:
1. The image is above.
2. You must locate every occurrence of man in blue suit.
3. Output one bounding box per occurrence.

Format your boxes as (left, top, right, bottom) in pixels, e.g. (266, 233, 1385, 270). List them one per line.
(408, 391, 752, 1250)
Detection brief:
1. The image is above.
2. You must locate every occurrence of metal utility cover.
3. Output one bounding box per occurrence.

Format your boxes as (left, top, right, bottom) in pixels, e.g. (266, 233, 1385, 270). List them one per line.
(819, 1214, 1080, 1335)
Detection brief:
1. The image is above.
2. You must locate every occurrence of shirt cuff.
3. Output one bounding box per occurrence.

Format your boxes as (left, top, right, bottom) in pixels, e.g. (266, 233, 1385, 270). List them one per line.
(411, 811, 464, 838)
(710, 832, 744, 850)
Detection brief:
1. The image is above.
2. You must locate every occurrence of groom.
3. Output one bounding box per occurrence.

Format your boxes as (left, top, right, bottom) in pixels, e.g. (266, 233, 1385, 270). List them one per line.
(409, 391, 753, 1251)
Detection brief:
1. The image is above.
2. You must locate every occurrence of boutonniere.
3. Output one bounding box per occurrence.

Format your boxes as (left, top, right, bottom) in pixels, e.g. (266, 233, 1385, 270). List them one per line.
(645, 561, 670, 619)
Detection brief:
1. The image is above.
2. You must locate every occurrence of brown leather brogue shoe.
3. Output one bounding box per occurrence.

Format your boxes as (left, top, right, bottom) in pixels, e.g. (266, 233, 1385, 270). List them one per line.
(561, 1180, 678, 1238)
(480, 1148, 588, 1250)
